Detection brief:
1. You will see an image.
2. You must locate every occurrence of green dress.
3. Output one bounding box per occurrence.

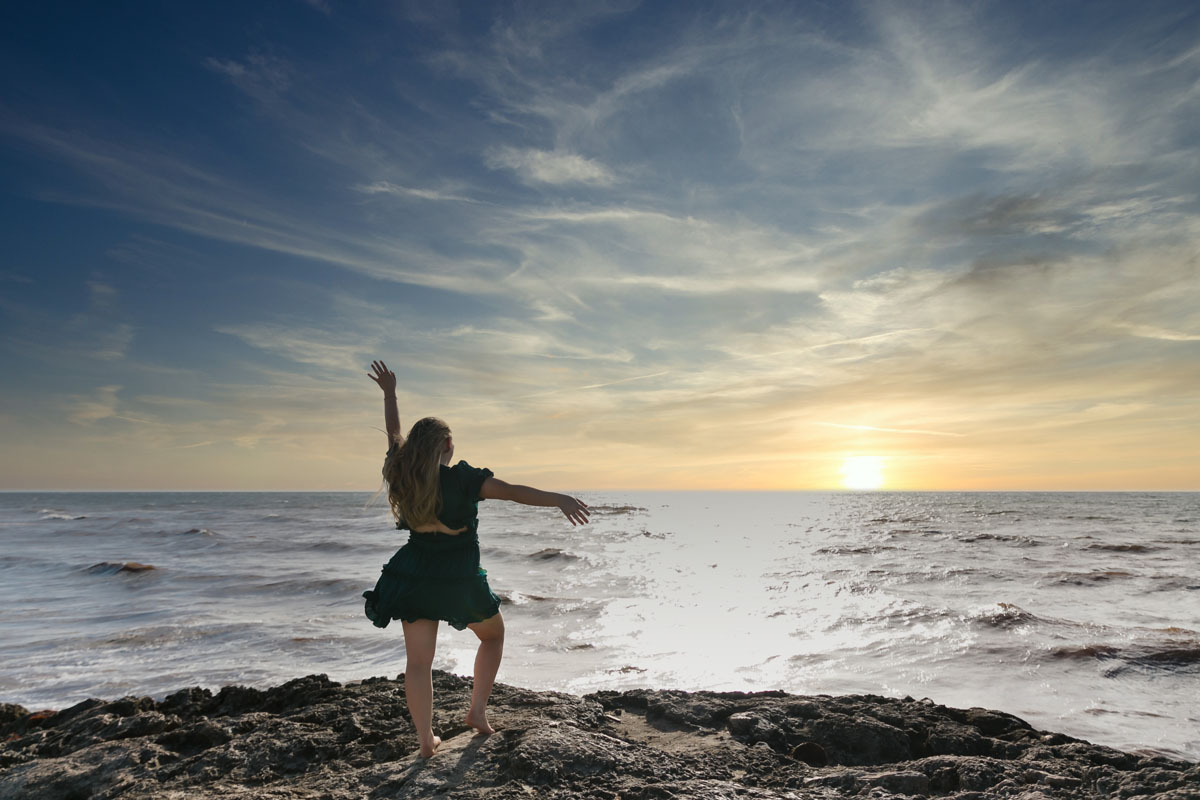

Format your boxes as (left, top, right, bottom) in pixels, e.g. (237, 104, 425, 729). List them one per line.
(363, 454, 501, 630)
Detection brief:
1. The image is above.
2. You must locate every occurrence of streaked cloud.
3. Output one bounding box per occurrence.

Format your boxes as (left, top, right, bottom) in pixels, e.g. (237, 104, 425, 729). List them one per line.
(815, 422, 965, 438)
(485, 147, 616, 186)
(353, 181, 482, 203)
(204, 52, 292, 103)
(68, 385, 123, 425)
(1119, 324, 1200, 342)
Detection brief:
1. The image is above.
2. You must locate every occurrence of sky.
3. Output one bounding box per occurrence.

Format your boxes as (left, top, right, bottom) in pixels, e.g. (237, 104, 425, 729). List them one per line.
(1, 0, 1198, 491)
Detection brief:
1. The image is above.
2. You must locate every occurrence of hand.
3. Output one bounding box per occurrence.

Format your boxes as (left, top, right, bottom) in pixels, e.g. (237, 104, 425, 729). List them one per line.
(368, 360, 397, 395)
(558, 496, 590, 526)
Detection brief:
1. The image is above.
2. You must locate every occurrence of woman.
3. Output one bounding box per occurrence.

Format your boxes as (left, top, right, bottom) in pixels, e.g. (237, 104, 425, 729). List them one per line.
(363, 360, 589, 757)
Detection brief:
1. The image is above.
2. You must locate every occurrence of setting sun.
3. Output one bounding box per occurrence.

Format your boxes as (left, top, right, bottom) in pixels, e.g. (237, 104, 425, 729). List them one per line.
(841, 456, 886, 490)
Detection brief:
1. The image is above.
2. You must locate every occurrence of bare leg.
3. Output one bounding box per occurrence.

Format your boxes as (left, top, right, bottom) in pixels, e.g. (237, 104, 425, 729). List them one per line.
(464, 612, 504, 734)
(401, 618, 441, 757)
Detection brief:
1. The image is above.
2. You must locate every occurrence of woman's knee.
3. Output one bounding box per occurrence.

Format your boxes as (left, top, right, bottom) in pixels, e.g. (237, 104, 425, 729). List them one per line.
(405, 655, 435, 673)
(471, 614, 504, 642)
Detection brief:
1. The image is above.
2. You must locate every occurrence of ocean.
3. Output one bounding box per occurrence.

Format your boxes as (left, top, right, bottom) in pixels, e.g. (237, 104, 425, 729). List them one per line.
(1, 490, 1196, 760)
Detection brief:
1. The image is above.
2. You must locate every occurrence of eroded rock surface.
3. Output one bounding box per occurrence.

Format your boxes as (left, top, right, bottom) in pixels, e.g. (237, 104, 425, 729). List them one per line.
(1, 672, 1196, 799)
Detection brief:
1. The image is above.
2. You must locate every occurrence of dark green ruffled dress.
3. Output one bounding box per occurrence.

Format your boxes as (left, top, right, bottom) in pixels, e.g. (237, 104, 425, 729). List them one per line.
(363, 453, 501, 631)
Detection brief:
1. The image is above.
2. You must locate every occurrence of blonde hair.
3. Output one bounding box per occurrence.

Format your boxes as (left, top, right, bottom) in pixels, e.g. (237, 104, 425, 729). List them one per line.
(383, 417, 450, 528)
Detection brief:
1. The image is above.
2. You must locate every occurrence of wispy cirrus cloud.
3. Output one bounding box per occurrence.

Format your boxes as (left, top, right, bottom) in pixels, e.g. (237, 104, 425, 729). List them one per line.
(485, 147, 616, 186)
(353, 181, 482, 203)
(1119, 324, 1200, 342)
(204, 52, 292, 103)
(815, 422, 965, 438)
(214, 323, 375, 373)
(73, 281, 134, 361)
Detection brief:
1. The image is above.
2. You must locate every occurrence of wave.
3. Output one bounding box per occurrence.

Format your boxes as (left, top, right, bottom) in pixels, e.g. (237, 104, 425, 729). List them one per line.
(40, 511, 86, 520)
(1084, 543, 1158, 553)
(257, 514, 307, 523)
(876, 528, 945, 537)
(245, 576, 362, 595)
(1049, 640, 1200, 676)
(831, 600, 956, 629)
(587, 504, 648, 516)
(841, 598, 1045, 628)
(1050, 644, 1121, 659)
(496, 590, 551, 605)
(125, 527, 223, 542)
(1047, 570, 1136, 585)
(528, 548, 580, 561)
(971, 602, 1040, 629)
(86, 561, 157, 575)
(85, 621, 269, 649)
(955, 532, 1040, 546)
(302, 541, 357, 552)
(815, 545, 896, 555)
(1148, 577, 1200, 592)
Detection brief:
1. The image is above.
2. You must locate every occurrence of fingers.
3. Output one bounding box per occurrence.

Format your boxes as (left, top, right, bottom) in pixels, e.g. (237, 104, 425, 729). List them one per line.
(368, 360, 395, 382)
(563, 498, 590, 526)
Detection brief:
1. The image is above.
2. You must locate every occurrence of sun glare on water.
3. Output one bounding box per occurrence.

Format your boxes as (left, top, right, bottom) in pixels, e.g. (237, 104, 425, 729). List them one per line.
(841, 456, 886, 490)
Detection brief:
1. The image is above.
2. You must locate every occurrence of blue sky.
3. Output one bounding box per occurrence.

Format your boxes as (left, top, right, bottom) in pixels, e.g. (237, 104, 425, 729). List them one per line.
(2, 1, 1198, 490)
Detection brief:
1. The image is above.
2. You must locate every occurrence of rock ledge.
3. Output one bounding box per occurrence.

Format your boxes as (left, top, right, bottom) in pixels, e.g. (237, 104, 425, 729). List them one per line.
(2, 672, 1196, 799)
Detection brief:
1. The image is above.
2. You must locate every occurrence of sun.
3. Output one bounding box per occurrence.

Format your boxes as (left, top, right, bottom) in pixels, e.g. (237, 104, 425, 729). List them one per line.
(841, 456, 886, 490)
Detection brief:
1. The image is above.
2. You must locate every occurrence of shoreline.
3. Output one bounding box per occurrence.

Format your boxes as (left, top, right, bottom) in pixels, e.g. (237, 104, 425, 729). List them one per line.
(2, 672, 1196, 799)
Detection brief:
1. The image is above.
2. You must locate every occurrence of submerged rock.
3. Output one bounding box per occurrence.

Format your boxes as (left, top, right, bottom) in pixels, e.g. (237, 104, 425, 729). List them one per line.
(0, 671, 1196, 799)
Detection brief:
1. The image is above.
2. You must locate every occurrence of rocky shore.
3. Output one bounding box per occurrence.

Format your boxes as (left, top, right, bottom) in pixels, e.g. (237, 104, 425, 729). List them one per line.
(2, 671, 1196, 799)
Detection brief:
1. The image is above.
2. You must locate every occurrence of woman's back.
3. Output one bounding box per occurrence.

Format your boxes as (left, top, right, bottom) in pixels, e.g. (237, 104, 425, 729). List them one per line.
(390, 452, 494, 535)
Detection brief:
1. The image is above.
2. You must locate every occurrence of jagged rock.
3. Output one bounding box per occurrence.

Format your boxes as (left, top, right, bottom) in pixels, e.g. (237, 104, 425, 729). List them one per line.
(0, 671, 1195, 799)
(0, 706, 27, 729)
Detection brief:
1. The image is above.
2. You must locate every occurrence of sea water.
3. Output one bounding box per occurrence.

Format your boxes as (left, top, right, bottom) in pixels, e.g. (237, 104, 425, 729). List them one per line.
(1, 491, 1196, 760)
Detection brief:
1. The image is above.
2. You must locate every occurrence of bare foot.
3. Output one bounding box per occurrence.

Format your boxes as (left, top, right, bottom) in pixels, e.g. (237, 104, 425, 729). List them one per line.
(418, 735, 441, 758)
(465, 709, 496, 735)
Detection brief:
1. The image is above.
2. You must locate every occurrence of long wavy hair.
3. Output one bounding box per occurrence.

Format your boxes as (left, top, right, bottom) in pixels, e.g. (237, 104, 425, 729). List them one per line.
(383, 417, 451, 528)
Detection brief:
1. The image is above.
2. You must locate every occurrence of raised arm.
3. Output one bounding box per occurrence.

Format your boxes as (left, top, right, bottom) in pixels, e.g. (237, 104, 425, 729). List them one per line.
(368, 360, 401, 448)
(480, 477, 590, 526)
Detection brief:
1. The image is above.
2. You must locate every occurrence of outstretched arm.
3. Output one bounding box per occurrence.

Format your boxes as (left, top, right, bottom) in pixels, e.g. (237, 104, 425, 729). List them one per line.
(368, 360, 400, 448)
(480, 478, 590, 526)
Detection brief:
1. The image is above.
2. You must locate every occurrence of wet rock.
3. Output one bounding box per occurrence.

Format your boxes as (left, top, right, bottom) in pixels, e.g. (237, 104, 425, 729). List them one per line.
(0, 707, 26, 729)
(726, 711, 786, 749)
(0, 671, 1196, 799)
(156, 719, 232, 755)
(503, 724, 653, 784)
(790, 740, 828, 766)
(866, 769, 931, 794)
